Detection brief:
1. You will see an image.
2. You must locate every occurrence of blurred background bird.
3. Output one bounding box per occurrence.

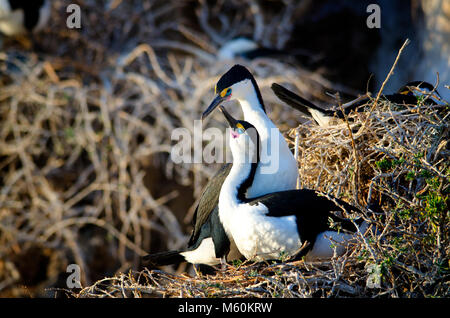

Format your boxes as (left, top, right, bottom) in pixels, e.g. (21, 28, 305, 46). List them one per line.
(0, 0, 50, 48)
(0, 0, 50, 36)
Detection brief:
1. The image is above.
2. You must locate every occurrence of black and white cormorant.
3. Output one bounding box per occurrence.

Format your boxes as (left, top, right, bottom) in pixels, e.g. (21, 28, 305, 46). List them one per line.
(143, 64, 299, 267)
(217, 106, 367, 261)
(0, 0, 50, 36)
(271, 81, 440, 127)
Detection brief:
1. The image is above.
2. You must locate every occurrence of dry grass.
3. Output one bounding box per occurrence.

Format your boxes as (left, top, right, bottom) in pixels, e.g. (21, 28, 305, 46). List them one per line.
(0, 0, 448, 298)
(71, 259, 367, 298)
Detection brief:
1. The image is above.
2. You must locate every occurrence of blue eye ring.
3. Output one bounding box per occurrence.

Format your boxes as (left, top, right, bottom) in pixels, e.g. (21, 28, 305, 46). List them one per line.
(237, 127, 245, 134)
(225, 88, 232, 96)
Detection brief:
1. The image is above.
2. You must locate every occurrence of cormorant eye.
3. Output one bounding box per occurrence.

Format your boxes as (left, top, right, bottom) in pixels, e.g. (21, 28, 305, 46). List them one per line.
(236, 123, 245, 134)
(221, 88, 232, 98)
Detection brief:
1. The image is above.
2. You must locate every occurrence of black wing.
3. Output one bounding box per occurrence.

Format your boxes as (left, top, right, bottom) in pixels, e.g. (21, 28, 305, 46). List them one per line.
(247, 189, 361, 254)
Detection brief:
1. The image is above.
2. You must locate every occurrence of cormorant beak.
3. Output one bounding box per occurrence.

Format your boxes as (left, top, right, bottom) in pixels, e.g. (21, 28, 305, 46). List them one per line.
(218, 106, 238, 129)
(202, 94, 227, 120)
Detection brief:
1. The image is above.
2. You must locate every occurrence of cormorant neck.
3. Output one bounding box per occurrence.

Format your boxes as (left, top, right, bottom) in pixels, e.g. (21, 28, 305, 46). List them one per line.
(236, 162, 258, 202)
(238, 93, 277, 148)
(236, 79, 266, 117)
(250, 77, 266, 113)
(218, 159, 257, 242)
(220, 161, 258, 209)
(238, 83, 274, 127)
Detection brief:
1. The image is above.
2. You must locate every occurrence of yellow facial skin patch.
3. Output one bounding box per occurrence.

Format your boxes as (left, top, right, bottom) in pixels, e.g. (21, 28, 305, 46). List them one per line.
(220, 88, 228, 98)
(236, 123, 245, 131)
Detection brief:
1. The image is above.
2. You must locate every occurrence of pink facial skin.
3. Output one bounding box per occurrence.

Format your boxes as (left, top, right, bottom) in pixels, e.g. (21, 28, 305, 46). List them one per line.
(231, 130, 239, 139)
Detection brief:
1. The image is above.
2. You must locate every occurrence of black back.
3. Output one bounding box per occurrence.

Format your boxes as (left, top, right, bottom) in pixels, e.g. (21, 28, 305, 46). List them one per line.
(247, 189, 363, 257)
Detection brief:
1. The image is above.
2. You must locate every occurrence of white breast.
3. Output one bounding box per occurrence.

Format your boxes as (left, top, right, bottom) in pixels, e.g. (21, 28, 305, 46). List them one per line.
(224, 206, 356, 261)
(221, 202, 302, 261)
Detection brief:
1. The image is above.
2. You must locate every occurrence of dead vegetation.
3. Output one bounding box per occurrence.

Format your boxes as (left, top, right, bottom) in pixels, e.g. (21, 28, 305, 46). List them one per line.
(0, 0, 448, 297)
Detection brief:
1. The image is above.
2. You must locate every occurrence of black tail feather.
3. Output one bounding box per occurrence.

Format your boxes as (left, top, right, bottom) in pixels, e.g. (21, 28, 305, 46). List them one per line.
(271, 83, 333, 117)
(142, 250, 185, 266)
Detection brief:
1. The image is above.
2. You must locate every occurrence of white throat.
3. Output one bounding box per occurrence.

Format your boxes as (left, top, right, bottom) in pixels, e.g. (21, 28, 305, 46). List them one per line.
(236, 87, 277, 150)
(219, 162, 253, 208)
(218, 150, 255, 243)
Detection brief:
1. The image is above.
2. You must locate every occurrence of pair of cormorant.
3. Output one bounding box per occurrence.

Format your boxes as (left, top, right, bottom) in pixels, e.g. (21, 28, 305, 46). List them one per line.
(2, 0, 441, 272)
(144, 64, 440, 268)
(144, 64, 372, 268)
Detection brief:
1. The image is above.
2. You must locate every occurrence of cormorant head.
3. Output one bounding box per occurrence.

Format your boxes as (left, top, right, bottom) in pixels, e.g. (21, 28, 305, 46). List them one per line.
(219, 106, 260, 164)
(202, 64, 265, 119)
